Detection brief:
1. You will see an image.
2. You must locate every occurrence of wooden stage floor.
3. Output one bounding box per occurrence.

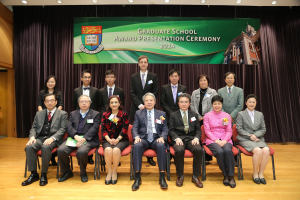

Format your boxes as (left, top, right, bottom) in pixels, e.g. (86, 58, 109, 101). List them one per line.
(0, 137, 300, 200)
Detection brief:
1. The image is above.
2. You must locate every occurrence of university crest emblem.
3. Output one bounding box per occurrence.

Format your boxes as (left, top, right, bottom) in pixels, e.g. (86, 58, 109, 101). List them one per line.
(79, 26, 104, 54)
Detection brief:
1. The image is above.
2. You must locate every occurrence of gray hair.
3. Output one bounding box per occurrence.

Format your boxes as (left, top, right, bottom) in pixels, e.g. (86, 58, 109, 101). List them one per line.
(78, 95, 92, 103)
(142, 92, 156, 102)
(178, 93, 191, 103)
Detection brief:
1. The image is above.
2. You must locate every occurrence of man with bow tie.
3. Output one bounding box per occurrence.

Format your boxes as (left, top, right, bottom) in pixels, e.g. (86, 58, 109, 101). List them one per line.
(72, 69, 100, 164)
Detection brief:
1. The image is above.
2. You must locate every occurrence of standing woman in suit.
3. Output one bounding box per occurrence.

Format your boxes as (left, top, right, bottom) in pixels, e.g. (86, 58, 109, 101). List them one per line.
(37, 75, 63, 111)
(191, 74, 217, 164)
(236, 94, 269, 185)
(203, 95, 236, 188)
(101, 95, 129, 185)
(37, 75, 63, 166)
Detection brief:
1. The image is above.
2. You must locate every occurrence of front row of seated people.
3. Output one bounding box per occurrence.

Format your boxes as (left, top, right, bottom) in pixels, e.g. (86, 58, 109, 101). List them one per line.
(22, 92, 270, 189)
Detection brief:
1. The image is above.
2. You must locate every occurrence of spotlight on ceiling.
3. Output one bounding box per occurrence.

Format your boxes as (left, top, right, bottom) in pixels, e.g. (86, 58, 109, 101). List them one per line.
(271, 1, 278, 4)
(57, 0, 62, 4)
(236, 0, 241, 4)
(22, 0, 27, 4)
(92, 0, 98, 3)
(200, 0, 205, 3)
(165, 0, 170, 3)
(128, 0, 133, 2)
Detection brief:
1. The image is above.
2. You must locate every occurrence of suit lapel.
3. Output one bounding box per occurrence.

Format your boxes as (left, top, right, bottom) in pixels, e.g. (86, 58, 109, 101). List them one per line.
(51, 109, 59, 128)
(177, 110, 184, 125)
(135, 72, 143, 91)
(222, 87, 230, 101)
(187, 111, 193, 128)
(229, 87, 236, 100)
(89, 87, 94, 99)
(79, 86, 83, 96)
(253, 110, 259, 130)
(75, 110, 80, 130)
(143, 109, 148, 128)
(144, 73, 151, 91)
(167, 84, 176, 104)
(113, 87, 118, 96)
(154, 109, 158, 130)
(82, 110, 91, 129)
(244, 110, 254, 128)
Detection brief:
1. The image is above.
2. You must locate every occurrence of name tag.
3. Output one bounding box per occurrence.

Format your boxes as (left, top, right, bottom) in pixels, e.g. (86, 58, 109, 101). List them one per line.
(178, 92, 182, 96)
(205, 94, 211, 97)
(108, 114, 114, 120)
(117, 95, 119, 97)
(148, 80, 153, 84)
(222, 122, 228, 125)
(191, 117, 196, 122)
(87, 119, 93, 123)
(155, 119, 162, 124)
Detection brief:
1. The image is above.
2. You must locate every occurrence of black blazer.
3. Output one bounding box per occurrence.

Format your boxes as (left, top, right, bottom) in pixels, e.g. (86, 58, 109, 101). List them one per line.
(160, 84, 187, 119)
(169, 110, 201, 144)
(37, 90, 63, 110)
(130, 72, 158, 117)
(72, 86, 100, 111)
(67, 109, 100, 148)
(99, 86, 125, 116)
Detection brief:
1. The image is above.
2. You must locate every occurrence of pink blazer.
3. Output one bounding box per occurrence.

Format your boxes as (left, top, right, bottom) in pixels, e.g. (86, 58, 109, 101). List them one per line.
(203, 110, 233, 146)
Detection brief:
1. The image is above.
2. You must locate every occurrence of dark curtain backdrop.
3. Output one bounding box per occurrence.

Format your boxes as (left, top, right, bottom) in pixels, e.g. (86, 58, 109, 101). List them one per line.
(13, 5, 300, 142)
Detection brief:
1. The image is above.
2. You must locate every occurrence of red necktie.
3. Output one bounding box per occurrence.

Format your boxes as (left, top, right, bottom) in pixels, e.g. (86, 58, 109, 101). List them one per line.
(48, 112, 52, 121)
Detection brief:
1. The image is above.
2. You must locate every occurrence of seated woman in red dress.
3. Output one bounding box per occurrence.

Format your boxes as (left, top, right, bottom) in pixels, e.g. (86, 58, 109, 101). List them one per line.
(101, 95, 129, 185)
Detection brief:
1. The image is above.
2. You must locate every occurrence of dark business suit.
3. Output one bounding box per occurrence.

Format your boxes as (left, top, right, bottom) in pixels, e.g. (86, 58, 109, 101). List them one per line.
(130, 72, 158, 117)
(25, 109, 68, 173)
(57, 109, 100, 175)
(169, 110, 203, 177)
(72, 86, 100, 111)
(132, 109, 168, 171)
(99, 86, 125, 118)
(160, 84, 187, 126)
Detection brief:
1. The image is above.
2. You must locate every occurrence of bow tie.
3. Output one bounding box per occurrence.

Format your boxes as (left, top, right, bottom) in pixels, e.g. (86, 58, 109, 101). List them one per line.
(83, 87, 90, 91)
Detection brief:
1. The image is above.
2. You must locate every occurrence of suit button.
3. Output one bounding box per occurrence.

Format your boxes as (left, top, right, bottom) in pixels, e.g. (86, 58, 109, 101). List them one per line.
(45, 132, 47, 133)
(48, 123, 50, 124)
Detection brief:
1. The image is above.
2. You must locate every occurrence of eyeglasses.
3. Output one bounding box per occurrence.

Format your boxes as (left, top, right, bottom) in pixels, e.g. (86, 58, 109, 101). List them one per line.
(82, 76, 91, 79)
(45, 100, 55, 103)
(79, 100, 90, 104)
(139, 62, 148, 64)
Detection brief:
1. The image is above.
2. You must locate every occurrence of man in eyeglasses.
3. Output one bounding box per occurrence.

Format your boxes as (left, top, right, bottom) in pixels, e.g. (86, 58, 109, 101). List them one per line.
(22, 94, 68, 187)
(57, 95, 100, 183)
(72, 69, 100, 164)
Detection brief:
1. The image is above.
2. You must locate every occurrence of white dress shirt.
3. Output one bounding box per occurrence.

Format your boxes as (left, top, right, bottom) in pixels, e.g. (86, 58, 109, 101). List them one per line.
(171, 83, 178, 92)
(226, 85, 234, 94)
(82, 85, 90, 96)
(247, 108, 255, 124)
(107, 84, 115, 96)
(147, 108, 157, 134)
(138, 70, 148, 109)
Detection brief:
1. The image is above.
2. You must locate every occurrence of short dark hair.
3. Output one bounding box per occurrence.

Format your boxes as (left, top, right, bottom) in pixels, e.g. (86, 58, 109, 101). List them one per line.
(169, 69, 180, 77)
(42, 75, 61, 96)
(197, 74, 210, 85)
(245, 94, 257, 102)
(106, 95, 124, 112)
(211, 95, 223, 104)
(43, 93, 56, 101)
(138, 55, 148, 62)
(224, 72, 236, 80)
(81, 69, 91, 77)
(178, 93, 191, 103)
(105, 70, 115, 77)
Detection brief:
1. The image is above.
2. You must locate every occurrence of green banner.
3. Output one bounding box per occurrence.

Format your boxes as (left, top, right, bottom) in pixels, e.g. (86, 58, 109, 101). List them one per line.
(74, 17, 260, 64)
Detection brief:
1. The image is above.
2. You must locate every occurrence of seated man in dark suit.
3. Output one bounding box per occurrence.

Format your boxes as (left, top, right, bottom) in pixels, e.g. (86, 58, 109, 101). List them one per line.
(169, 93, 203, 188)
(131, 93, 169, 191)
(99, 70, 125, 119)
(57, 95, 100, 183)
(22, 94, 68, 186)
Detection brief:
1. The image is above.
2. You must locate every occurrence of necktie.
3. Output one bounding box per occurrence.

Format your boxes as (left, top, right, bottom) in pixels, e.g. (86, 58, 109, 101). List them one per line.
(147, 111, 153, 142)
(172, 85, 177, 104)
(183, 111, 189, 133)
(228, 87, 231, 97)
(109, 88, 112, 98)
(83, 87, 90, 91)
(48, 112, 52, 121)
(142, 74, 145, 89)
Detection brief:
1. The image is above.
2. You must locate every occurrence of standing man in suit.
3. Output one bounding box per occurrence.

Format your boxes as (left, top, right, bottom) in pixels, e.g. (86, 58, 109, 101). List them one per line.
(72, 69, 100, 164)
(99, 70, 125, 119)
(130, 55, 158, 166)
(131, 93, 169, 191)
(218, 72, 244, 166)
(57, 95, 100, 183)
(217, 72, 244, 125)
(169, 93, 203, 188)
(160, 69, 187, 127)
(22, 94, 68, 186)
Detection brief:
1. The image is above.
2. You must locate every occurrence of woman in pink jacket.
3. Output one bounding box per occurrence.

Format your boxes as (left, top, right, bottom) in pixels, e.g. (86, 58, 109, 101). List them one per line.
(203, 95, 236, 188)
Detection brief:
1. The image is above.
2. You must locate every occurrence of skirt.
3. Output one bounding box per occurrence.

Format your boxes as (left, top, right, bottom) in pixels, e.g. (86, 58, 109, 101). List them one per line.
(102, 140, 129, 152)
(239, 140, 268, 152)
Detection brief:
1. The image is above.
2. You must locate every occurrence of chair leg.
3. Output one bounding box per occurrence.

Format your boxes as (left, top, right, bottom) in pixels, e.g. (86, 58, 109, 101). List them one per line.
(167, 151, 170, 181)
(103, 155, 106, 172)
(239, 152, 244, 180)
(57, 157, 59, 179)
(94, 152, 97, 180)
(271, 155, 276, 180)
(130, 149, 133, 180)
(24, 159, 27, 178)
(37, 156, 40, 170)
(202, 149, 206, 181)
(98, 153, 101, 180)
(70, 156, 73, 170)
(237, 151, 240, 180)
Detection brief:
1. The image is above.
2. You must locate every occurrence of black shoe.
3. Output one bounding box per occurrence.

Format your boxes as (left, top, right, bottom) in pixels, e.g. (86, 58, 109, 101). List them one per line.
(81, 173, 88, 182)
(101, 160, 106, 165)
(58, 170, 73, 182)
(39, 174, 48, 186)
(118, 162, 121, 166)
(159, 177, 168, 189)
(88, 158, 94, 165)
(132, 178, 142, 191)
(205, 161, 210, 165)
(22, 174, 39, 186)
(229, 176, 236, 188)
(223, 175, 229, 186)
(111, 175, 118, 185)
(147, 158, 156, 166)
(105, 179, 112, 185)
(234, 161, 238, 167)
(253, 176, 260, 184)
(260, 178, 267, 184)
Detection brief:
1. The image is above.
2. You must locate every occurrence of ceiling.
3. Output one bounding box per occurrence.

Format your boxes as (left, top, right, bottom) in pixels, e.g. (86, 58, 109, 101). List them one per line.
(1, 0, 299, 7)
